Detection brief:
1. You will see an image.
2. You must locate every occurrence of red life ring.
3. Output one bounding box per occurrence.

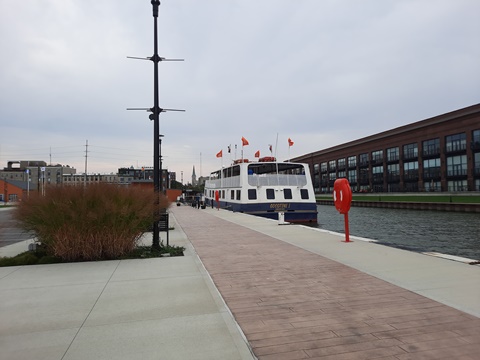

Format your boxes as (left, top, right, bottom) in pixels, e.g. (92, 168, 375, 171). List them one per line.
(333, 178, 352, 214)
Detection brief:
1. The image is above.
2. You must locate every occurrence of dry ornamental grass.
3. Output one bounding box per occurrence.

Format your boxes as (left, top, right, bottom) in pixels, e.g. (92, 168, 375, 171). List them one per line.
(14, 184, 170, 261)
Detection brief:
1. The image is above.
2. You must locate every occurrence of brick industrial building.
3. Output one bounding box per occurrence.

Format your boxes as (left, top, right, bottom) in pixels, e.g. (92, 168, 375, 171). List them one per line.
(292, 104, 480, 193)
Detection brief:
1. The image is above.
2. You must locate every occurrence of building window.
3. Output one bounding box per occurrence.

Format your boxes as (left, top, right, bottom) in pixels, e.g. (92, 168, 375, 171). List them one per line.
(423, 158, 441, 179)
(425, 180, 441, 192)
(300, 189, 309, 199)
(313, 163, 320, 174)
(448, 180, 467, 192)
(329, 172, 336, 181)
(328, 160, 336, 171)
(348, 169, 357, 183)
(314, 173, 320, 193)
(359, 153, 369, 166)
(404, 161, 418, 180)
(447, 155, 467, 176)
(321, 162, 327, 172)
(266, 188, 275, 199)
(473, 130, 480, 150)
(372, 165, 383, 183)
(371, 150, 383, 163)
(337, 170, 346, 178)
(403, 143, 418, 160)
(348, 156, 356, 168)
(423, 138, 440, 156)
(386, 147, 399, 162)
(474, 153, 480, 176)
(283, 189, 292, 199)
(337, 158, 346, 169)
(446, 133, 466, 152)
(387, 163, 400, 182)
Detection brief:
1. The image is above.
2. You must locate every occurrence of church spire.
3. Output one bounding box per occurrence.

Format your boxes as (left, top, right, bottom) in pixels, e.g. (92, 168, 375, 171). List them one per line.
(192, 165, 197, 186)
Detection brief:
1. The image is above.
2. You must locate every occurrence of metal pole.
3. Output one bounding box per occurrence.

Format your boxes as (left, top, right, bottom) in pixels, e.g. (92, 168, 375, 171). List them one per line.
(151, 0, 161, 250)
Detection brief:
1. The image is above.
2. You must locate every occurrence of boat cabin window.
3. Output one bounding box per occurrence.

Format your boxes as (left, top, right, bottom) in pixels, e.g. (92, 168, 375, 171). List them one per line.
(247, 163, 305, 175)
(236, 190, 241, 200)
(248, 189, 257, 200)
(266, 189, 275, 199)
(300, 189, 309, 199)
(222, 165, 241, 178)
(230, 190, 235, 200)
(283, 189, 292, 199)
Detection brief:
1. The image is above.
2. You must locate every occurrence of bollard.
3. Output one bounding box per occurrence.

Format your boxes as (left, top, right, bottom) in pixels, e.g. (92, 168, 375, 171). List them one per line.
(278, 211, 285, 225)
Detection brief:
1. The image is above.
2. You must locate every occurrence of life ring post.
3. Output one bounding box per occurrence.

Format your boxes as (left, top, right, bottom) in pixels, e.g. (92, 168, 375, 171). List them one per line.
(343, 212, 350, 243)
(333, 178, 353, 243)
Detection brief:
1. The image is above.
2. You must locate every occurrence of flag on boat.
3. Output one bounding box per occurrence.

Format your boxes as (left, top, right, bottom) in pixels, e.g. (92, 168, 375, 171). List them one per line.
(254, 150, 260, 158)
(227, 145, 231, 153)
(241, 136, 249, 146)
(288, 138, 294, 147)
(269, 144, 273, 153)
(216, 150, 222, 158)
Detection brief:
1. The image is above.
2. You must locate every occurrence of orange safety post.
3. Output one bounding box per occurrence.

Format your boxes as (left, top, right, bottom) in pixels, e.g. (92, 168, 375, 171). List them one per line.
(215, 190, 220, 211)
(333, 178, 353, 242)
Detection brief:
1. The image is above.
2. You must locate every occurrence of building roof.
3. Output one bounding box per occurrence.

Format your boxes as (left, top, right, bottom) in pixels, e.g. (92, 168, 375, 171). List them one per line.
(294, 103, 480, 160)
(1, 179, 29, 190)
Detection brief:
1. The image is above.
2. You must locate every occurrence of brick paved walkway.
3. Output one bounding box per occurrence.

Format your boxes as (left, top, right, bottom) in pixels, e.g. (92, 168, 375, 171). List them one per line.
(172, 206, 480, 360)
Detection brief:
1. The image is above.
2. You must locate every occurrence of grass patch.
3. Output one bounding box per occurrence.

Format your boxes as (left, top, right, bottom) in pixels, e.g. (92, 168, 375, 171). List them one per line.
(316, 194, 480, 204)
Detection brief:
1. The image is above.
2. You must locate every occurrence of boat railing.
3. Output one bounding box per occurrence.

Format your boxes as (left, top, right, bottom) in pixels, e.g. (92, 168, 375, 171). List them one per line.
(206, 176, 241, 189)
(248, 174, 307, 187)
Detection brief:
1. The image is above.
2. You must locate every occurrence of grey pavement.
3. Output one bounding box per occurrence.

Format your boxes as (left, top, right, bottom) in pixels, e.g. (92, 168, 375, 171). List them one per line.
(0, 212, 255, 360)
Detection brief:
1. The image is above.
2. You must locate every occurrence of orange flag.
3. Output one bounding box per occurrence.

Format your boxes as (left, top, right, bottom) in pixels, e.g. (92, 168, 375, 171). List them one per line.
(288, 138, 294, 147)
(254, 150, 260, 158)
(216, 150, 222, 158)
(241, 136, 249, 146)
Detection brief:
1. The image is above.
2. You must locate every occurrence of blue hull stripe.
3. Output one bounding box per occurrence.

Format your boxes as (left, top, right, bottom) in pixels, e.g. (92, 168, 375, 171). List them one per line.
(208, 200, 318, 223)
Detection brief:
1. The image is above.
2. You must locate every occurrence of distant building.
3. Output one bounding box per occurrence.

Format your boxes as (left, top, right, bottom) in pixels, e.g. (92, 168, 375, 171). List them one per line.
(117, 167, 173, 191)
(0, 161, 76, 190)
(292, 104, 480, 193)
(0, 179, 28, 203)
(62, 173, 119, 186)
(197, 176, 207, 186)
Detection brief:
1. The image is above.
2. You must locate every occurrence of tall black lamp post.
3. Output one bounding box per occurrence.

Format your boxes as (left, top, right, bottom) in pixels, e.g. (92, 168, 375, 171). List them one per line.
(128, 1, 184, 250)
(151, 0, 161, 250)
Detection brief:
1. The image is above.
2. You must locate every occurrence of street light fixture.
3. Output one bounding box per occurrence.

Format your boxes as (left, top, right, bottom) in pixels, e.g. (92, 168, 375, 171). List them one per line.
(127, 1, 184, 250)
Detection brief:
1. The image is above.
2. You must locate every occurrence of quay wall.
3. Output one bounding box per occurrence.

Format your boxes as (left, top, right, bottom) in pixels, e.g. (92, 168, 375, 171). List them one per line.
(317, 199, 480, 213)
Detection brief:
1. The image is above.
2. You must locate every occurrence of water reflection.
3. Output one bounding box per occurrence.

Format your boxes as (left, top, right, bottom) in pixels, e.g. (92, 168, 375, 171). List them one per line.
(317, 205, 480, 260)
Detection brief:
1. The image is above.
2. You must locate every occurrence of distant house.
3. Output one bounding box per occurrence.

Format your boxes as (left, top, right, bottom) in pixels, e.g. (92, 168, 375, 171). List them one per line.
(0, 179, 29, 203)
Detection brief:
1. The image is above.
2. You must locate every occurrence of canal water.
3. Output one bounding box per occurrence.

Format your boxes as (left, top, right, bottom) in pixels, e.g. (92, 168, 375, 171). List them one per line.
(317, 205, 480, 261)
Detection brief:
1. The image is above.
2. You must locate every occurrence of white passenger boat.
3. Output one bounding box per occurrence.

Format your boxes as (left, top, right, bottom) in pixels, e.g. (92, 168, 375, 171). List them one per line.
(204, 157, 318, 224)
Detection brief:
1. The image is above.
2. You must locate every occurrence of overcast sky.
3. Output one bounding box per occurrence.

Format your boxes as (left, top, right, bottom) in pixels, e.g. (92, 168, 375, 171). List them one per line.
(1, 0, 479, 183)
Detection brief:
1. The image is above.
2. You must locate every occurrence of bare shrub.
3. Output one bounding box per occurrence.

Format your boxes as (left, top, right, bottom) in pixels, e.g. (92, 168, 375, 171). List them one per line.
(15, 184, 170, 261)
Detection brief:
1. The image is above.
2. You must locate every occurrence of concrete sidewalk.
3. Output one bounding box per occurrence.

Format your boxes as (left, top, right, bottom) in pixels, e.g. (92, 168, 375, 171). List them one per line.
(0, 213, 255, 360)
(1, 205, 479, 359)
(174, 206, 480, 360)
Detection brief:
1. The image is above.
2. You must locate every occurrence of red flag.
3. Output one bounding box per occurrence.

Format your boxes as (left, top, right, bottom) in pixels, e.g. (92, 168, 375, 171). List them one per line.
(269, 144, 272, 153)
(241, 136, 249, 146)
(288, 138, 294, 147)
(254, 150, 260, 158)
(216, 150, 222, 158)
